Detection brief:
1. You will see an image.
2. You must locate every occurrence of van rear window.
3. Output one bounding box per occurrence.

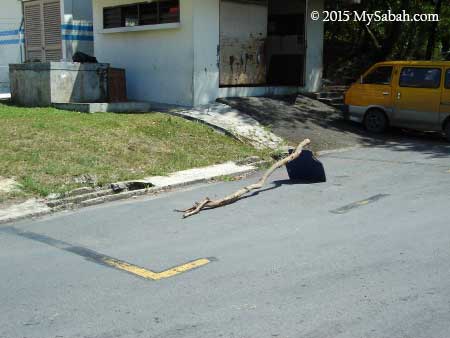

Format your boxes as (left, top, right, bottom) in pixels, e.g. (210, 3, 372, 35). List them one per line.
(399, 67, 441, 89)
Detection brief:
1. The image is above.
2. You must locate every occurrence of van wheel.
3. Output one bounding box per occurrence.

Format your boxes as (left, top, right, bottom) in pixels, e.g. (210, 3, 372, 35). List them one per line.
(364, 109, 388, 133)
(444, 121, 450, 142)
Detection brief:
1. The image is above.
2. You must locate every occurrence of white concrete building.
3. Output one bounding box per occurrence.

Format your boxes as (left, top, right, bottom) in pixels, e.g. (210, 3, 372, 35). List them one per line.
(93, 0, 325, 106)
(0, 0, 94, 94)
(0, 1, 22, 94)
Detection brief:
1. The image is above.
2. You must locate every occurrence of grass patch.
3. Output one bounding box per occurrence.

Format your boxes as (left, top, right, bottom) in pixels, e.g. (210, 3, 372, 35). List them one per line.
(0, 102, 268, 197)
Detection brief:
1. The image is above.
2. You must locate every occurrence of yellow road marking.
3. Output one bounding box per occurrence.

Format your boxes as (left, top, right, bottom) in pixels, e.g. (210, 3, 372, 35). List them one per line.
(357, 200, 370, 206)
(447, 169, 450, 173)
(1, 227, 212, 282)
(103, 257, 211, 281)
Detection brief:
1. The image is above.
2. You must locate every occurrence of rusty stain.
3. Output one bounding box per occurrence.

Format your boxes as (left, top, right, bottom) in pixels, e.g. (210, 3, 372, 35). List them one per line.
(229, 55, 235, 73)
(220, 35, 267, 86)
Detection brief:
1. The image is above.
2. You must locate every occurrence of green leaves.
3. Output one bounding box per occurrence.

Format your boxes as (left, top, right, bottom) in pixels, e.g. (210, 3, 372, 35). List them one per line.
(324, 0, 450, 82)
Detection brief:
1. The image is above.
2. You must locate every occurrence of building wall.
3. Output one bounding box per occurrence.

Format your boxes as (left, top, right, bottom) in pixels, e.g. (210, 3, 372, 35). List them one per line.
(62, 0, 94, 60)
(93, 0, 195, 106)
(0, 0, 23, 94)
(192, 0, 219, 106)
(93, 0, 324, 106)
(219, 1, 268, 86)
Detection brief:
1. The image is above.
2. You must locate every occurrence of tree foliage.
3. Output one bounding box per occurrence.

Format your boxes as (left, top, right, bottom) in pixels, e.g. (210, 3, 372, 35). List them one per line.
(324, 0, 450, 83)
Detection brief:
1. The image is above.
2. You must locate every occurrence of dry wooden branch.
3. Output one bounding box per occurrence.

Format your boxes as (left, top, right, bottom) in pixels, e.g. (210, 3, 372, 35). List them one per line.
(177, 139, 311, 219)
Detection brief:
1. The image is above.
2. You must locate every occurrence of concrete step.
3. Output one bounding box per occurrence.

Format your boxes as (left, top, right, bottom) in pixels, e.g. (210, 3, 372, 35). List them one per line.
(323, 85, 350, 92)
(47, 189, 115, 208)
(312, 85, 348, 101)
(317, 92, 344, 100)
(331, 103, 348, 113)
(318, 97, 344, 105)
(47, 181, 153, 208)
(79, 188, 155, 208)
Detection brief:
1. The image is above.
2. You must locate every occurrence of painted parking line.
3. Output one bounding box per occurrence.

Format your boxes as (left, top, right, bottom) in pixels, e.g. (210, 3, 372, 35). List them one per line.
(330, 194, 390, 215)
(0, 227, 212, 281)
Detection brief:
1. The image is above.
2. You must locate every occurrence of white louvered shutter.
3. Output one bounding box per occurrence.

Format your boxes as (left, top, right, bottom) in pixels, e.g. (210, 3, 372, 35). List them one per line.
(24, 0, 44, 62)
(24, 0, 62, 62)
(42, 0, 62, 61)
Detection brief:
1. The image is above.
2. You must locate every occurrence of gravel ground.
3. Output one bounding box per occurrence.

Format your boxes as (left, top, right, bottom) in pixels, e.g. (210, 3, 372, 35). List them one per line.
(218, 95, 448, 152)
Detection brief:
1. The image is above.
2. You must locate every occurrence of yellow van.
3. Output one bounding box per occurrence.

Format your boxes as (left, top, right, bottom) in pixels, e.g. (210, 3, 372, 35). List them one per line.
(344, 61, 450, 140)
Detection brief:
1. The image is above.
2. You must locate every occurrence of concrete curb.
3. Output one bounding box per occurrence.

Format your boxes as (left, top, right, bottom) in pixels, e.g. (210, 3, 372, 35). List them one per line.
(0, 161, 262, 226)
(0, 209, 52, 226)
(0, 146, 363, 225)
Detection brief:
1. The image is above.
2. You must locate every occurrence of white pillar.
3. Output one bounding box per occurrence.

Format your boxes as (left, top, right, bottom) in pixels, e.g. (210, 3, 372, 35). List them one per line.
(305, 0, 324, 92)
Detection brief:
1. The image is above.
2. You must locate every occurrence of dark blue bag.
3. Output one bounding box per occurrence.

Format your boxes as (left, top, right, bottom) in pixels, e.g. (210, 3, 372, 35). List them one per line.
(286, 150, 326, 183)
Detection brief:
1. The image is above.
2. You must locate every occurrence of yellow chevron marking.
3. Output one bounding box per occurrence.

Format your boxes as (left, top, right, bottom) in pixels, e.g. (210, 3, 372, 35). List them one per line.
(103, 257, 211, 281)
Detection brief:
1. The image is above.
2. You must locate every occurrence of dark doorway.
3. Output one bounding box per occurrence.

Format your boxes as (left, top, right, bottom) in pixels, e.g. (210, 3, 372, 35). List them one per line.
(266, 0, 306, 86)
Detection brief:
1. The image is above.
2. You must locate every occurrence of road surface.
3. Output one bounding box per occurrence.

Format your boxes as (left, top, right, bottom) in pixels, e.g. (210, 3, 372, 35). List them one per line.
(1, 141, 450, 338)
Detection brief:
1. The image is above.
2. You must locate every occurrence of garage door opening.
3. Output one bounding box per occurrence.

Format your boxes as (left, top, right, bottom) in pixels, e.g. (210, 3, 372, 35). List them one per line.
(219, 0, 306, 87)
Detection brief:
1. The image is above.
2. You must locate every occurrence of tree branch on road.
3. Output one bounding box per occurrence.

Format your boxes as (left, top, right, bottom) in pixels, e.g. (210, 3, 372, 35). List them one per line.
(177, 139, 311, 219)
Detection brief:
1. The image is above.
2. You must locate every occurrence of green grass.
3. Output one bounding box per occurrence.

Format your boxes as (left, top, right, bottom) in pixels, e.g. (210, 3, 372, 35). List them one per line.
(0, 102, 266, 198)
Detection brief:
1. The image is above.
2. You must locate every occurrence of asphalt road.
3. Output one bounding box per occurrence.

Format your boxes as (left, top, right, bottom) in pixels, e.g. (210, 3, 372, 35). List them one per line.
(1, 141, 450, 338)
